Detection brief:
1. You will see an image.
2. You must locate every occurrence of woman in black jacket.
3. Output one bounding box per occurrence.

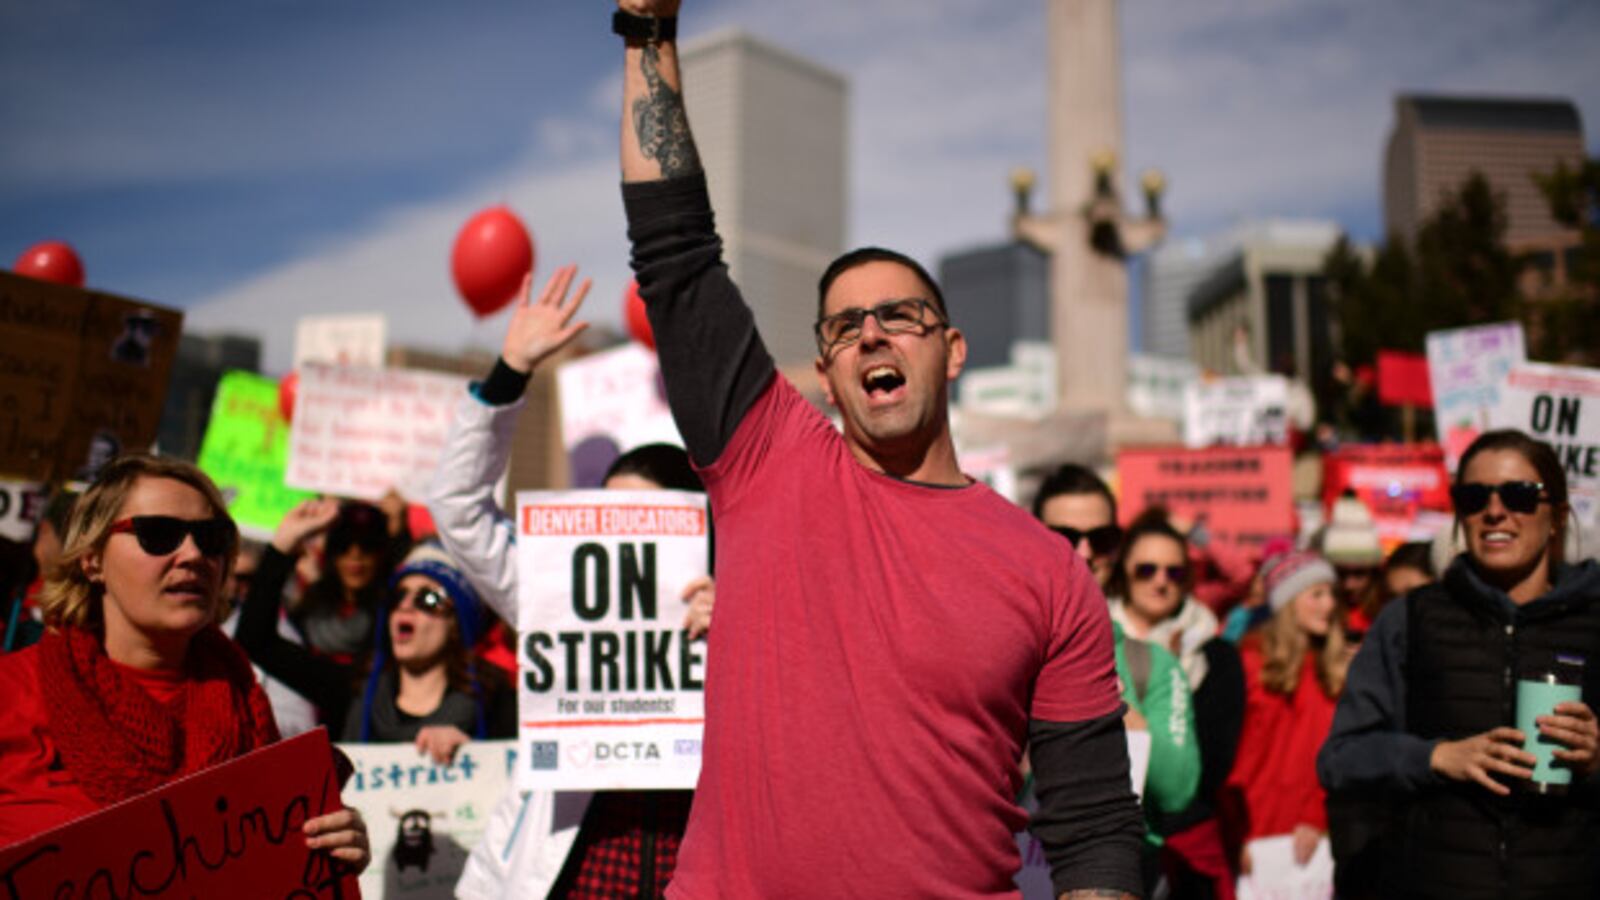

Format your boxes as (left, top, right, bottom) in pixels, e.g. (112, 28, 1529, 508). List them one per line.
(1317, 430, 1600, 899)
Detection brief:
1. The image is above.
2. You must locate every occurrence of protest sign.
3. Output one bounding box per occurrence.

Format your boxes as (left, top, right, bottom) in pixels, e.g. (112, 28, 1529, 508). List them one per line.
(1235, 834, 1333, 900)
(0, 729, 358, 899)
(1377, 350, 1432, 408)
(337, 739, 514, 900)
(1182, 376, 1289, 448)
(286, 363, 468, 502)
(1322, 444, 1453, 550)
(0, 271, 183, 481)
(1491, 362, 1600, 527)
(295, 314, 388, 370)
(556, 344, 682, 488)
(1426, 322, 1526, 470)
(0, 479, 47, 542)
(1117, 446, 1296, 552)
(515, 489, 709, 791)
(1128, 353, 1199, 422)
(197, 370, 315, 539)
(961, 444, 1018, 505)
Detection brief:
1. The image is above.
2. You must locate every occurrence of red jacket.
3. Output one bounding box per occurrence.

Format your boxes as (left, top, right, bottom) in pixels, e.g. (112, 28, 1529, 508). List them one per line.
(1221, 638, 1337, 848)
(0, 645, 101, 846)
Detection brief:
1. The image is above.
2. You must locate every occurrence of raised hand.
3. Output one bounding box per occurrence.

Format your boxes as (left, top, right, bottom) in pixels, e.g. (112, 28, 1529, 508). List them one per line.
(501, 264, 591, 375)
(272, 497, 342, 556)
(618, 0, 681, 16)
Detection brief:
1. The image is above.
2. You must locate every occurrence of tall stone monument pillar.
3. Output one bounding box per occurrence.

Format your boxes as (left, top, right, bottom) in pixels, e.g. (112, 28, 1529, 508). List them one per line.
(1014, 0, 1165, 432)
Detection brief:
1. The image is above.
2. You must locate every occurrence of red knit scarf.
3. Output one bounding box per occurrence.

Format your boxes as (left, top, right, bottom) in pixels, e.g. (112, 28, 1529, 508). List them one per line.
(39, 624, 281, 805)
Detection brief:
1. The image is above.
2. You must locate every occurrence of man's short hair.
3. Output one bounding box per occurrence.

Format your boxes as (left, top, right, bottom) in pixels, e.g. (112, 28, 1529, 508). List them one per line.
(816, 247, 949, 323)
(1032, 463, 1118, 521)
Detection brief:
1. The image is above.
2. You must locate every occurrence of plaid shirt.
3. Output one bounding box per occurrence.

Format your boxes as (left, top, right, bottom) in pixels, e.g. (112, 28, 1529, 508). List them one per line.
(557, 790, 693, 898)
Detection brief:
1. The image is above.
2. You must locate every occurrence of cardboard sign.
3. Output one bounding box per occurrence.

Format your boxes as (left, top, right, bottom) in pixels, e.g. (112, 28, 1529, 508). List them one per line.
(1426, 322, 1526, 470)
(0, 729, 359, 899)
(0, 271, 183, 481)
(337, 740, 515, 900)
(294, 314, 388, 370)
(1182, 376, 1289, 448)
(196, 370, 315, 540)
(1491, 362, 1600, 527)
(1235, 834, 1333, 900)
(1117, 446, 1296, 551)
(1377, 350, 1432, 408)
(556, 344, 683, 488)
(286, 363, 468, 502)
(515, 490, 709, 791)
(0, 479, 47, 543)
(1322, 444, 1452, 550)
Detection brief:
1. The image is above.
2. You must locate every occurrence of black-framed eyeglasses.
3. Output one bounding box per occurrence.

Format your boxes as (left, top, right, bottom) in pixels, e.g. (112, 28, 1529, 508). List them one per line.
(1450, 480, 1547, 516)
(109, 516, 234, 557)
(1132, 563, 1189, 584)
(1050, 524, 1122, 558)
(814, 298, 946, 355)
(392, 586, 454, 617)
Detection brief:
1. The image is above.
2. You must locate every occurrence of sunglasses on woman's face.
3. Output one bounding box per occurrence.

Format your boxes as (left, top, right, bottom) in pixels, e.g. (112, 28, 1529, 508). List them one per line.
(1131, 562, 1188, 584)
(109, 516, 233, 557)
(391, 586, 453, 617)
(1449, 480, 1547, 516)
(1050, 524, 1122, 558)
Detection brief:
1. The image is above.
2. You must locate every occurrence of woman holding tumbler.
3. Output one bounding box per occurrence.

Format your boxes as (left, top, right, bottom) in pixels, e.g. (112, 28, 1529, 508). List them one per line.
(1317, 429, 1600, 899)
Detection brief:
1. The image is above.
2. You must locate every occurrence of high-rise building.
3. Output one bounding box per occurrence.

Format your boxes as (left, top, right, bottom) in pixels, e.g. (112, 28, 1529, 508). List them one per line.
(1142, 237, 1224, 361)
(680, 29, 848, 366)
(158, 333, 261, 461)
(1384, 94, 1584, 289)
(938, 240, 1050, 371)
(1187, 220, 1342, 384)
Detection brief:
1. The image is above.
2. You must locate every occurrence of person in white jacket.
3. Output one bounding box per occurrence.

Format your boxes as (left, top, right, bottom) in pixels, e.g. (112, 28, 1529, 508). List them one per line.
(429, 265, 713, 899)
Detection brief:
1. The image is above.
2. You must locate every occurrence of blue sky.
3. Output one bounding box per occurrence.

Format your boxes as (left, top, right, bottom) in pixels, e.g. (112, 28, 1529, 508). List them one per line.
(4, 0, 1597, 374)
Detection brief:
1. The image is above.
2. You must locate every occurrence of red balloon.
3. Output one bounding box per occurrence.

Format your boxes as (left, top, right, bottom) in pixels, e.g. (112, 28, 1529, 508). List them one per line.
(451, 206, 534, 318)
(624, 279, 655, 350)
(13, 240, 85, 287)
(279, 371, 299, 422)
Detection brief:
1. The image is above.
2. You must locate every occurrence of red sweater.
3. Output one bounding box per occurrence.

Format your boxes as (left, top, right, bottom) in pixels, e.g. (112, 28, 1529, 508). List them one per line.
(1222, 638, 1337, 846)
(0, 645, 182, 847)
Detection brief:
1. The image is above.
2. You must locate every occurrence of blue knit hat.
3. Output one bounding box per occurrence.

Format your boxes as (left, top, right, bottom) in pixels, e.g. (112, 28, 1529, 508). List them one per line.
(359, 541, 487, 741)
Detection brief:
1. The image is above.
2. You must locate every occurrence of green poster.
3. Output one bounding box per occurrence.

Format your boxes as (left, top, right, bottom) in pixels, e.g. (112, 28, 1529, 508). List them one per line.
(196, 370, 314, 537)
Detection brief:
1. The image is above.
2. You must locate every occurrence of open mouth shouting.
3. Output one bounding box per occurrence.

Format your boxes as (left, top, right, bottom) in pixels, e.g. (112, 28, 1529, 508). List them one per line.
(861, 363, 907, 405)
(392, 617, 418, 645)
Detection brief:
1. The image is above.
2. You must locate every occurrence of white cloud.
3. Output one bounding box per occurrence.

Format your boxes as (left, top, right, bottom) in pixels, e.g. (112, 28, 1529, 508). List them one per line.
(186, 150, 633, 377)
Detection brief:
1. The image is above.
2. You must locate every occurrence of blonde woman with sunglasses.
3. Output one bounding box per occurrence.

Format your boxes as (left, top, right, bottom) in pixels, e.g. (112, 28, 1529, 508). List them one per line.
(0, 456, 369, 868)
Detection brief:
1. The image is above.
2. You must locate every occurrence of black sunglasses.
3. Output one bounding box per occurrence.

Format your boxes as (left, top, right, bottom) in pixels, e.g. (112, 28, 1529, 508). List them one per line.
(1450, 480, 1547, 516)
(1050, 524, 1122, 558)
(392, 586, 453, 617)
(1132, 562, 1189, 584)
(109, 516, 234, 557)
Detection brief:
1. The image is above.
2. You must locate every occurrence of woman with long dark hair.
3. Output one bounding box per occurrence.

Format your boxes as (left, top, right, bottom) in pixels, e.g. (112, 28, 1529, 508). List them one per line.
(0, 456, 369, 866)
(1318, 429, 1600, 899)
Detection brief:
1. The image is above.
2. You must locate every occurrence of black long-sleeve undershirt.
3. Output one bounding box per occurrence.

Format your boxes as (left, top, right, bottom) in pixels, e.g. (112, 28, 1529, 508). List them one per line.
(235, 546, 357, 737)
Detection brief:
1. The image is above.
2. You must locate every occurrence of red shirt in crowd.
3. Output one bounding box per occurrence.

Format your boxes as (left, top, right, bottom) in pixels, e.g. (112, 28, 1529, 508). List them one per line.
(667, 378, 1122, 898)
(1222, 637, 1337, 846)
(0, 645, 183, 845)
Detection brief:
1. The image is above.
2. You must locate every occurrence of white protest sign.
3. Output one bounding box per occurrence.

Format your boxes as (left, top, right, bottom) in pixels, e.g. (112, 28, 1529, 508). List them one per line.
(1491, 362, 1600, 528)
(1183, 376, 1289, 448)
(1128, 353, 1199, 422)
(515, 489, 709, 791)
(1426, 322, 1526, 470)
(286, 363, 468, 502)
(0, 479, 47, 543)
(961, 444, 1019, 505)
(337, 739, 515, 900)
(1235, 834, 1333, 900)
(557, 344, 683, 487)
(294, 313, 388, 370)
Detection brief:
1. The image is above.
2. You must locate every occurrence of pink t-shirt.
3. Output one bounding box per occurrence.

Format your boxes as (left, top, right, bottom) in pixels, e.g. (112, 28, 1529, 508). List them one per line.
(668, 377, 1121, 899)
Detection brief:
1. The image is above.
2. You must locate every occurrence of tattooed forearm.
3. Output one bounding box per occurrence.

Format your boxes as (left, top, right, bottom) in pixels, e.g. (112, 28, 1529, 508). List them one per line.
(631, 44, 701, 178)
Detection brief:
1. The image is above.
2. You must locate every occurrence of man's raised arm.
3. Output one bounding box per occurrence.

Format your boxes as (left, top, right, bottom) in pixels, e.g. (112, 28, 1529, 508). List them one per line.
(617, 0, 774, 468)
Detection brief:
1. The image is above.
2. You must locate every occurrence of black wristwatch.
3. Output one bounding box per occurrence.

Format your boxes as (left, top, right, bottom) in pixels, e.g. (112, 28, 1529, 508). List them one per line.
(612, 11, 677, 43)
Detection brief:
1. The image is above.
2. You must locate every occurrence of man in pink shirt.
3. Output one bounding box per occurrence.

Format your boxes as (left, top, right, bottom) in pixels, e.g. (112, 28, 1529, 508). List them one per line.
(614, 2, 1144, 896)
